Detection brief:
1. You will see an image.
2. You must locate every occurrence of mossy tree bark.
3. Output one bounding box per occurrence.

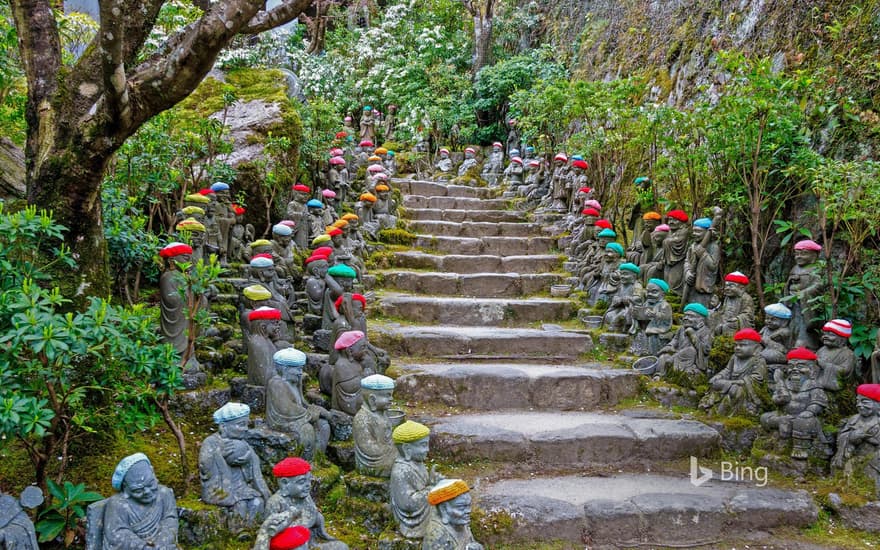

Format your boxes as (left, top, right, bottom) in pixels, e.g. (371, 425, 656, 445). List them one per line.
(9, 0, 312, 297)
(463, 0, 495, 76)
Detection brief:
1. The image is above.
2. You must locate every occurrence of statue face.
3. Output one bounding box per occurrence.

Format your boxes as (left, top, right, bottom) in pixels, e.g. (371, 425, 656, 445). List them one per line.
(857, 395, 877, 417)
(723, 281, 744, 298)
(682, 311, 705, 329)
(350, 338, 367, 360)
(465, 151, 474, 159)
(786, 359, 815, 388)
(440, 493, 472, 526)
(440, 151, 449, 159)
(295, 190, 311, 202)
(766, 316, 788, 330)
(341, 277, 355, 292)
(377, 190, 390, 200)
(583, 216, 597, 226)
(646, 284, 664, 303)
(280, 365, 302, 384)
(733, 339, 759, 359)
(619, 270, 636, 284)
(205, 202, 216, 216)
(215, 190, 231, 204)
(256, 266, 276, 282)
(667, 218, 683, 231)
(219, 416, 249, 440)
(402, 437, 430, 462)
(644, 219, 660, 232)
(267, 319, 285, 341)
(821, 331, 847, 348)
(651, 232, 668, 246)
(123, 462, 159, 505)
(348, 220, 359, 230)
(793, 249, 819, 267)
(691, 226, 706, 242)
(190, 232, 205, 247)
(274, 234, 291, 247)
(604, 249, 618, 261)
(172, 254, 193, 270)
(279, 473, 311, 499)
(366, 389, 393, 412)
(331, 234, 343, 247)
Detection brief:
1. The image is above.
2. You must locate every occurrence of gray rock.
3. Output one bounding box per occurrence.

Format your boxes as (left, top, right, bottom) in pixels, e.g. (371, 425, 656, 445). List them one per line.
(378, 294, 574, 325)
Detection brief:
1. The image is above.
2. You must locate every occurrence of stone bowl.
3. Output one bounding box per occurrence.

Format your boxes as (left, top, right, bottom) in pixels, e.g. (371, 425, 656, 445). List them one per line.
(632, 356, 659, 376)
(550, 284, 572, 297)
(578, 311, 603, 329)
(387, 408, 406, 428)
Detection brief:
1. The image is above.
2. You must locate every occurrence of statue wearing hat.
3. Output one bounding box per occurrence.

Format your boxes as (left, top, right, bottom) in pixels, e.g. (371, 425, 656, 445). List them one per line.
(287, 185, 313, 250)
(760, 303, 793, 380)
(816, 319, 856, 393)
(209, 182, 236, 265)
(711, 272, 756, 337)
(390, 421, 442, 539)
(229, 204, 255, 264)
(783, 239, 825, 348)
(481, 142, 504, 185)
(832, 384, 880, 496)
(322, 264, 357, 332)
(359, 105, 375, 143)
(0, 486, 42, 550)
(255, 458, 348, 550)
(353, 374, 399, 477)
(655, 303, 713, 380)
(682, 212, 722, 308)
(630, 278, 674, 356)
(592, 242, 626, 306)
(159, 243, 196, 366)
(246, 307, 291, 386)
(640, 224, 669, 282)
(328, 293, 390, 378)
(272, 223, 300, 280)
(434, 149, 454, 179)
(423, 480, 483, 550)
(86, 454, 178, 550)
(548, 153, 569, 212)
(603, 263, 644, 333)
(304, 254, 331, 320)
(330, 330, 368, 416)
(199, 403, 272, 528)
(699, 329, 769, 416)
(247, 255, 295, 322)
(266, 348, 332, 460)
(374, 184, 398, 231)
(202, 199, 225, 259)
(662, 210, 691, 295)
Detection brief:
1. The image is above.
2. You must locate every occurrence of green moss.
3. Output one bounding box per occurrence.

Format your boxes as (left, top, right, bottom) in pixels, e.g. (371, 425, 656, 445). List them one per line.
(378, 228, 417, 246)
(471, 506, 516, 543)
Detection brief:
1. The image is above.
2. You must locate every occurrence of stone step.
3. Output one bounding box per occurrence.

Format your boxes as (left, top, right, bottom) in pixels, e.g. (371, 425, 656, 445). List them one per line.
(395, 363, 639, 410)
(393, 179, 498, 198)
(413, 235, 555, 256)
(409, 220, 542, 238)
(371, 324, 593, 359)
(403, 195, 508, 210)
(478, 474, 817, 548)
(406, 208, 526, 223)
(377, 270, 563, 297)
(378, 293, 575, 325)
(391, 252, 562, 274)
(427, 411, 720, 467)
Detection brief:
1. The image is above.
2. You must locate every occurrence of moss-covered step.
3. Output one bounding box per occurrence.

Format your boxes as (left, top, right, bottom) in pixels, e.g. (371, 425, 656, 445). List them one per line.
(406, 208, 527, 223)
(390, 252, 563, 274)
(394, 362, 639, 410)
(426, 411, 720, 467)
(477, 473, 817, 548)
(402, 195, 509, 210)
(393, 179, 498, 198)
(412, 235, 555, 256)
(376, 270, 564, 297)
(409, 220, 543, 238)
(377, 294, 575, 325)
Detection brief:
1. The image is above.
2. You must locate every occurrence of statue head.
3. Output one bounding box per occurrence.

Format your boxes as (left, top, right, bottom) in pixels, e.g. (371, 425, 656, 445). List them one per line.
(250, 256, 277, 283)
(361, 374, 394, 412)
(306, 257, 329, 278)
(439, 148, 450, 159)
(692, 217, 712, 241)
(553, 153, 567, 166)
(160, 242, 193, 272)
(342, 214, 359, 230)
(785, 348, 818, 390)
(723, 272, 749, 298)
(793, 239, 822, 266)
(210, 182, 232, 204)
(646, 278, 669, 304)
(330, 231, 344, 248)
(464, 147, 476, 159)
(249, 307, 284, 339)
(666, 210, 689, 231)
(292, 184, 312, 203)
(112, 453, 157, 505)
(375, 184, 391, 200)
(651, 224, 670, 246)
(273, 223, 293, 247)
(733, 328, 762, 359)
(618, 263, 640, 285)
(393, 421, 431, 462)
(857, 394, 878, 418)
(273, 457, 312, 499)
(328, 264, 358, 290)
(604, 242, 624, 262)
(335, 330, 367, 361)
(429, 479, 473, 526)
(821, 319, 852, 348)
(764, 303, 792, 330)
(682, 303, 709, 329)
(642, 211, 662, 232)
(214, 402, 251, 440)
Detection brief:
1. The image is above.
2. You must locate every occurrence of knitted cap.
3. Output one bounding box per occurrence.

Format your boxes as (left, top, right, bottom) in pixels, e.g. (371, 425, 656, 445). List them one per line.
(304, 254, 329, 265)
(273, 347, 307, 367)
(160, 242, 193, 258)
(393, 421, 431, 444)
(597, 228, 617, 238)
(464, 147, 476, 154)
(292, 184, 311, 193)
(270, 526, 310, 550)
(683, 303, 709, 318)
(368, 164, 384, 173)
(647, 278, 669, 293)
(182, 206, 205, 216)
(334, 330, 365, 350)
(249, 307, 281, 321)
(653, 224, 670, 232)
(111, 453, 151, 491)
(510, 157, 523, 165)
(693, 217, 712, 229)
(198, 188, 215, 196)
(857, 384, 880, 402)
(306, 199, 324, 208)
(787, 347, 818, 361)
(361, 374, 395, 390)
(213, 402, 250, 424)
(184, 193, 210, 204)
(428, 479, 470, 506)
(322, 189, 337, 198)
(794, 239, 822, 252)
(333, 219, 349, 228)
(554, 153, 568, 162)
(210, 182, 230, 192)
(578, 187, 593, 194)
(176, 218, 205, 232)
(273, 223, 293, 236)
(326, 227, 343, 237)
(375, 184, 390, 192)
(584, 200, 601, 210)
(252, 240, 273, 249)
(582, 208, 600, 217)
(329, 156, 346, 165)
(360, 193, 377, 202)
(342, 213, 359, 221)
(619, 262, 640, 274)
(764, 303, 792, 319)
(327, 264, 357, 278)
(734, 328, 762, 342)
(273, 457, 311, 478)
(823, 319, 852, 338)
(313, 246, 334, 257)
(724, 271, 749, 285)
(243, 284, 272, 301)
(250, 256, 274, 268)
(335, 294, 367, 311)
(666, 210, 689, 222)
(605, 242, 624, 256)
(643, 211, 662, 221)
(572, 159, 589, 170)
(595, 219, 612, 229)
(375, 147, 389, 155)
(312, 234, 332, 245)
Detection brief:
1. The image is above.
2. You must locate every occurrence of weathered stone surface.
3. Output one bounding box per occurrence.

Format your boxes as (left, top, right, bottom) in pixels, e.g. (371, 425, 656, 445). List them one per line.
(409, 220, 541, 238)
(379, 270, 564, 297)
(827, 495, 880, 532)
(406, 208, 525, 223)
(370, 324, 593, 359)
(344, 473, 390, 503)
(428, 412, 720, 466)
(394, 363, 639, 410)
(389, 251, 562, 274)
(393, 179, 498, 198)
(413, 235, 555, 256)
(403, 195, 508, 210)
(478, 474, 817, 548)
(378, 294, 575, 325)
(500, 254, 562, 273)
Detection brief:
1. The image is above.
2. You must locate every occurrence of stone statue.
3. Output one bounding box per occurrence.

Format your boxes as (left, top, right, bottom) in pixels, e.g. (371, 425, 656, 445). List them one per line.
(384, 105, 398, 140)
(202, 198, 225, 259)
(873, 329, 880, 384)
(210, 182, 235, 262)
(272, 223, 298, 278)
(682, 212, 722, 308)
(266, 348, 332, 460)
(321, 189, 339, 226)
(255, 458, 348, 550)
(641, 224, 669, 282)
(240, 284, 273, 351)
(434, 148, 454, 179)
(0, 486, 41, 550)
(662, 210, 691, 295)
(287, 184, 313, 250)
(328, 157, 349, 205)
(711, 272, 755, 337)
(199, 403, 271, 528)
(359, 105, 376, 143)
(248, 256, 295, 323)
(159, 242, 197, 368)
(760, 303, 793, 379)
(246, 307, 290, 386)
(357, 193, 380, 241)
(588, 242, 625, 305)
(630, 278, 674, 356)
(391, 421, 442, 539)
(505, 118, 520, 157)
(305, 254, 331, 318)
(567, 159, 589, 215)
(229, 204, 254, 264)
(322, 264, 357, 331)
(816, 319, 856, 392)
(330, 330, 368, 416)
(760, 348, 830, 460)
(342, 116, 356, 137)
(831, 384, 880, 495)
(329, 293, 390, 376)
(549, 153, 569, 212)
(374, 184, 398, 230)
(575, 227, 616, 291)
(603, 263, 644, 333)
(423, 479, 484, 550)
(383, 150, 397, 177)
(522, 159, 544, 198)
(700, 328, 768, 416)
(306, 200, 327, 243)
(655, 303, 712, 380)
(783, 239, 825, 348)
(86, 453, 177, 550)
(627, 211, 662, 266)
(501, 156, 524, 188)
(175, 217, 207, 264)
(481, 142, 504, 185)
(456, 147, 478, 178)
(353, 374, 398, 477)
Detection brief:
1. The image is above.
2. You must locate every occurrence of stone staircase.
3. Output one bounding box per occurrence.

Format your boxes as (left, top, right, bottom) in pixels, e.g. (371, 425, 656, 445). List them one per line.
(371, 178, 819, 548)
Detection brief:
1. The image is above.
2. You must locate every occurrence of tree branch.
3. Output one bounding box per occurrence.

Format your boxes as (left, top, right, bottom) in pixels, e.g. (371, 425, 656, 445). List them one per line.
(9, 0, 62, 109)
(241, 0, 313, 34)
(99, 0, 132, 127)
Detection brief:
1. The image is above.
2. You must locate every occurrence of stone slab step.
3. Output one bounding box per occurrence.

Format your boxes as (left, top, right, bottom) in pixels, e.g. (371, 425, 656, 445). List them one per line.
(377, 270, 563, 297)
(427, 411, 720, 466)
(393, 179, 498, 198)
(403, 195, 508, 210)
(478, 474, 817, 548)
(409, 220, 542, 238)
(391, 252, 562, 274)
(395, 363, 639, 410)
(378, 294, 575, 325)
(413, 235, 555, 256)
(370, 324, 593, 358)
(406, 208, 526, 223)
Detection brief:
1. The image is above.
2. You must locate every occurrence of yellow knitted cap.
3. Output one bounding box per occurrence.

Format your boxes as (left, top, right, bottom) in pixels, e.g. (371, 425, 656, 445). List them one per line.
(342, 213, 359, 221)
(182, 206, 205, 216)
(312, 234, 332, 245)
(368, 155, 382, 162)
(428, 479, 470, 506)
(243, 284, 272, 301)
(375, 184, 390, 192)
(374, 147, 388, 155)
(185, 193, 211, 204)
(333, 219, 349, 228)
(251, 239, 272, 247)
(176, 218, 205, 232)
(392, 421, 430, 444)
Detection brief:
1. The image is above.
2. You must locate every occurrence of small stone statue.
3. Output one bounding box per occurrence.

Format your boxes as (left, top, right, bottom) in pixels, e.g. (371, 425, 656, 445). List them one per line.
(287, 184, 313, 250)
(630, 278, 674, 356)
(384, 150, 397, 177)
(159, 242, 198, 368)
(662, 210, 691, 295)
(305, 254, 331, 318)
(247, 307, 289, 386)
(322, 264, 357, 331)
(760, 303, 793, 378)
(501, 156, 524, 187)
(627, 211, 662, 266)
(229, 204, 254, 264)
(211, 182, 236, 261)
(481, 142, 504, 185)
(374, 184, 398, 230)
(203, 198, 225, 259)
(357, 193, 380, 241)
(434, 148, 454, 179)
(700, 328, 768, 416)
(641, 223, 669, 282)
(656, 303, 712, 379)
(505, 118, 520, 157)
(240, 284, 273, 352)
(549, 153, 569, 212)
(199, 403, 272, 528)
(391, 421, 442, 539)
(783, 239, 825, 348)
(567, 159, 589, 214)
(0, 486, 42, 549)
(423, 479, 484, 550)
(330, 330, 368, 416)
(711, 272, 755, 337)
(590, 242, 625, 305)
(683, 214, 721, 308)
(359, 105, 376, 143)
(272, 223, 298, 277)
(831, 384, 880, 495)
(457, 147, 478, 178)
(816, 319, 856, 392)
(603, 263, 644, 332)
(86, 453, 178, 550)
(329, 293, 390, 376)
(760, 348, 830, 460)
(255, 458, 348, 550)
(176, 217, 207, 264)
(353, 374, 398, 477)
(248, 255, 295, 322)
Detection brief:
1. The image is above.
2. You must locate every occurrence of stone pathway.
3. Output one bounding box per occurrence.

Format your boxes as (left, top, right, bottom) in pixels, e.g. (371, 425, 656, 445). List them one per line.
(372, 178, 820, 548)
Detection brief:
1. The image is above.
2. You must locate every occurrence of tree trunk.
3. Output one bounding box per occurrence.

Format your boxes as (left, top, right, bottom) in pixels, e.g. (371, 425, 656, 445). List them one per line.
(0, 138, 25, 198)
(472, 14, 492, 74)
